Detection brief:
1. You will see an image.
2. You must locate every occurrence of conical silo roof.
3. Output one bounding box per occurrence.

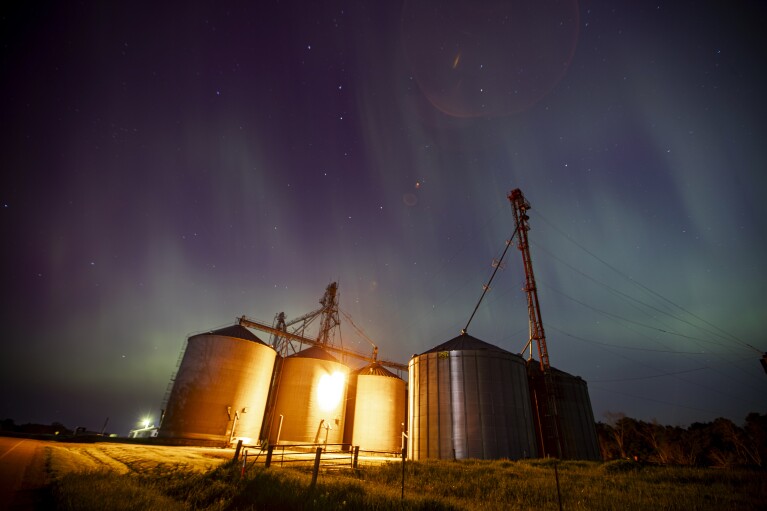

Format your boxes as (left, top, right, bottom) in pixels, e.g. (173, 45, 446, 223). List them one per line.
(353, 362, 401, 378)
(422, 332, 510, 355)
(288, 345, 341, 363)
(189, 324, 267, 344)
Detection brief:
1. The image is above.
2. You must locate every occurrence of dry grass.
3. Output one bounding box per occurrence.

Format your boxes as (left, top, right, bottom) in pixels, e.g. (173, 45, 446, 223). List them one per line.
(47, 442, 230, 478)
(52, 471, 185, 511)
(45, 442, 766, 511)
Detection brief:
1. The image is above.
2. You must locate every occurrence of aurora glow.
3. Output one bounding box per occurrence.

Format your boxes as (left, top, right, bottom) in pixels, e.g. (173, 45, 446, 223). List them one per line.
(1, 1, 764, 436)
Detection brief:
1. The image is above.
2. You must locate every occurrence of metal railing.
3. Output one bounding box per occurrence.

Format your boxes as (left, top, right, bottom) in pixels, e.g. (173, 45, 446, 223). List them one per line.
(265, 444, 354, 469)
(233, 441, 406, 492)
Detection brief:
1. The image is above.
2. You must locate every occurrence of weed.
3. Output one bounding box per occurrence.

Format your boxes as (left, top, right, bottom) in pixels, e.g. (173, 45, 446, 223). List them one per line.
(47, 444, 766, 510)
(600, 458, 642, 474)
(51, 472, 184, 511)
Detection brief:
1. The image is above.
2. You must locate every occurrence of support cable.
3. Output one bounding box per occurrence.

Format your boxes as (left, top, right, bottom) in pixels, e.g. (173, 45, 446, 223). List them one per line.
(462, 224, 519, 335)
(340, 309, 379, 360)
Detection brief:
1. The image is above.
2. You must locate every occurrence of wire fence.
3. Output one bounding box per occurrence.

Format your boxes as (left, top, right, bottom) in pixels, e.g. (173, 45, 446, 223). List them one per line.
(232, 441, 562, 508)
(233, 441, 406, 489)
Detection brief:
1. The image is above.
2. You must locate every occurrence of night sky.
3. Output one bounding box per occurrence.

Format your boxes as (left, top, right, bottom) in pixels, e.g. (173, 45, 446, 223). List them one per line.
(2, 1, 765, 436)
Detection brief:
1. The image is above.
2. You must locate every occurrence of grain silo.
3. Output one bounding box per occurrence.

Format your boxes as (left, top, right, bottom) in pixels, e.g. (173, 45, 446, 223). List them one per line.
(344, 362, 407, 452)
(267, 346, 349, 445)
(159, 325, 276, 444)
(527, 362, 601, 460)
(408, 333, 538, 460)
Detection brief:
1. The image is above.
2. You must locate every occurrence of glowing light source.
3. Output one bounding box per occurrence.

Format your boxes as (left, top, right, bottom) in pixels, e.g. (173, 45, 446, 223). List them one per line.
(317, 371, 345, 411)
(141, 418, 151, 429)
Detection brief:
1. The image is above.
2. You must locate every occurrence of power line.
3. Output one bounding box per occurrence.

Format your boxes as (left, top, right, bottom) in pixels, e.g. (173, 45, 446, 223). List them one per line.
(542, 283, 727, 351)
(543, 322, 749, 404)
(589, 366, 709, 383)
(547, 308, 764, 399)
(532, 240, 740, 353)
(589, 385, 725, 416)
(529, 211, 766, 391)
(546, 324, 705, 354)
(534, 210, 761, 354)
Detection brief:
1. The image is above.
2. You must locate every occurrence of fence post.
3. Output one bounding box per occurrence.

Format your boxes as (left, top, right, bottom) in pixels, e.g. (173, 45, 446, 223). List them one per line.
(401, 446, 406, 499)
(352, 445, 360, 469)
(401, 426, 409, 500)
(241, 449, 248, 478)
(554, 461, 563, 511)
(310, 447, 323, 489)
(265, 444, 274, 468)
(232, 439, 243, 463)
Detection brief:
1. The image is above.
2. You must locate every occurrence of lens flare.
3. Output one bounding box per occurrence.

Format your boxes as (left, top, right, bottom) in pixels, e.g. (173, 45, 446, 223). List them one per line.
(317, 371, 345, 411)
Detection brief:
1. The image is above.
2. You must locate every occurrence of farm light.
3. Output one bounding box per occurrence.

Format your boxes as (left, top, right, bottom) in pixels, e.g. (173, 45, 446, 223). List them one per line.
(317, 371, 345, 411)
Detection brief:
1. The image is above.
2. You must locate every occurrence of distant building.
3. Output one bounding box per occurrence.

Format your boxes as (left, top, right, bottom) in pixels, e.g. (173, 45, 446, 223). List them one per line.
(128, 425, 159, 438)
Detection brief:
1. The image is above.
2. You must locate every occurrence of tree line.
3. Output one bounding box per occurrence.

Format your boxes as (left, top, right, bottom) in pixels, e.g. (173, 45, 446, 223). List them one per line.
(596, 412, 766, 468)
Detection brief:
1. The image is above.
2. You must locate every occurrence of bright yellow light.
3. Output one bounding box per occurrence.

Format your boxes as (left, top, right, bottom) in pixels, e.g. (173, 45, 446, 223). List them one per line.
(317, 371, 345, 411)
(141, 418, 151, 429)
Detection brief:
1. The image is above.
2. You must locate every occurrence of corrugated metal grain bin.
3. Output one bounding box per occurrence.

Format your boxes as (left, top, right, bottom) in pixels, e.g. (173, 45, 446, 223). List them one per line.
(341, 367, 358, 447)
(408, 333, 538, 460)
(159, 325, 276, 444)
(527, 362, 601, 460)
(267, 346, 349, 445)
(344, 362, 407, 452)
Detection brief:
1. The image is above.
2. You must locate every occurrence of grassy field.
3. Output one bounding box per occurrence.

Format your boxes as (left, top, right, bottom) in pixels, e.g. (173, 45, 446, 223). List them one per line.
(45, 443, 765, 510)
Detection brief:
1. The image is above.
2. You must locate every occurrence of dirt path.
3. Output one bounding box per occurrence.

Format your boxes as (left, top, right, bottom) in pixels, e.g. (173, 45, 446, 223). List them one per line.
(1, 436, 236, 509)
(0, 437, 50, 510)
